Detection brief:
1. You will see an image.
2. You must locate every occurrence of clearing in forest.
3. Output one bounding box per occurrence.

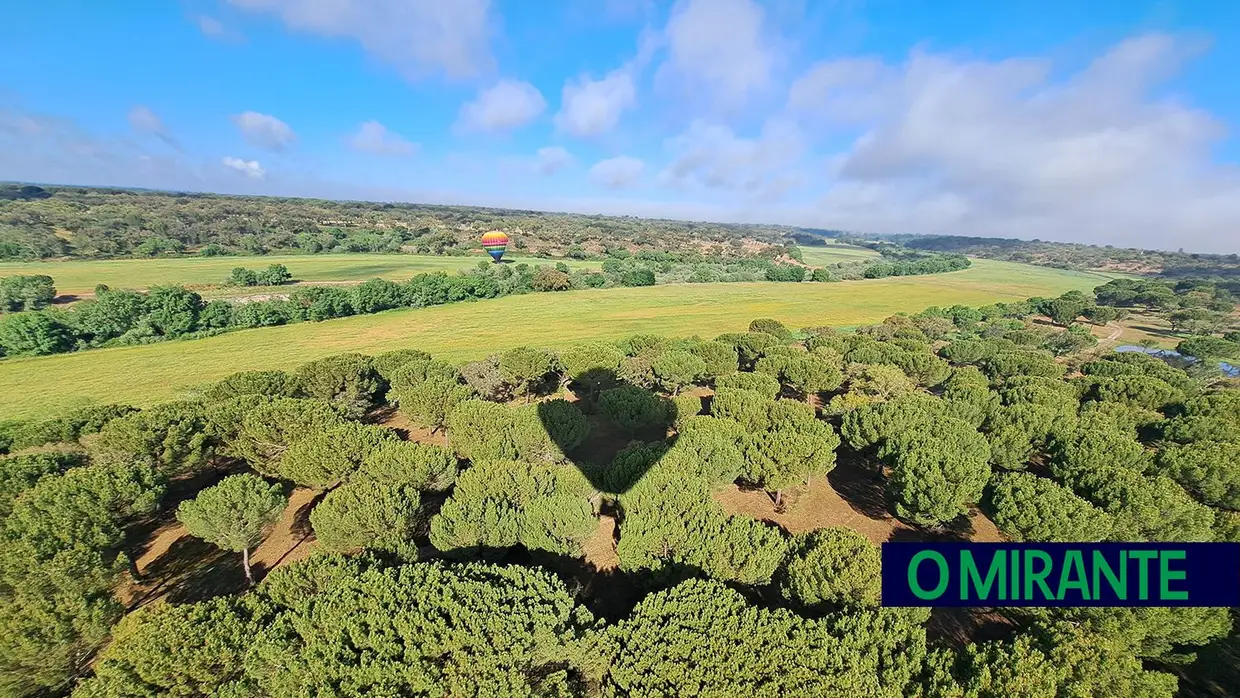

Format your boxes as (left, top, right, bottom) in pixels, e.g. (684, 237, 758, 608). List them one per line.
(0, 259, 1114, 420)
(0, 252, 601, 297)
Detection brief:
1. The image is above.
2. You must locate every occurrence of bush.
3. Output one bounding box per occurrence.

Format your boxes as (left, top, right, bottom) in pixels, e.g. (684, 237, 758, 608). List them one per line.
(0, 311, 74, 356)
(0, 274, 56, 312)
(201, 370, 299, 402)
(748, 318, 791, 340)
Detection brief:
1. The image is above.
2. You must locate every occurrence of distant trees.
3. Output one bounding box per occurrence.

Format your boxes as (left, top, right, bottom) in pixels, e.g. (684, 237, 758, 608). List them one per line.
(176, 473, 286, 584)
(227, 264, 291, 286)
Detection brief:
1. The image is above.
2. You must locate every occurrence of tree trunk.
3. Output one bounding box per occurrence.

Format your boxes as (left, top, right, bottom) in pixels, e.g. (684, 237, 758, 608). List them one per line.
(242, 547, 253, 586)
(126, 552, 143, 582)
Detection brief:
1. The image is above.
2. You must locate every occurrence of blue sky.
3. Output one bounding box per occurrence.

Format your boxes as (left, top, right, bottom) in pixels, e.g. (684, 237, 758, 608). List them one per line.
(2, 0, 1238, 253)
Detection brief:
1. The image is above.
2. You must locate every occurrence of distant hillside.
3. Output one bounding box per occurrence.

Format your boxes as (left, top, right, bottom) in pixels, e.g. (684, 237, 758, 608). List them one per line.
(0, 184, 815, 261)
(877, 233, 1240, 279)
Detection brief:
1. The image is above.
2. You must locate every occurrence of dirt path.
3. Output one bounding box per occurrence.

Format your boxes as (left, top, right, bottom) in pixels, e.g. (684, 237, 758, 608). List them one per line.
(117, 487, 322, 608)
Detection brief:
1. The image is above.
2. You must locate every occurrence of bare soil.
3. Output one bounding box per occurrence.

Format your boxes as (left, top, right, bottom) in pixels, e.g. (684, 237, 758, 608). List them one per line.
(715, 456, 1006, 545)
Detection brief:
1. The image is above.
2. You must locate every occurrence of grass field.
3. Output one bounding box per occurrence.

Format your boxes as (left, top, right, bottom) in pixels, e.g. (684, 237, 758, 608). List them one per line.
(0, 253, 601, 296)
(0, 260, 1115, 420)
(797, 243, 882, 266)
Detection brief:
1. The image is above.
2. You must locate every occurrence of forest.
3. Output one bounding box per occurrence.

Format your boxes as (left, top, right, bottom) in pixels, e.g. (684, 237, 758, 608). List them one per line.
(1, 275, 1238, 697)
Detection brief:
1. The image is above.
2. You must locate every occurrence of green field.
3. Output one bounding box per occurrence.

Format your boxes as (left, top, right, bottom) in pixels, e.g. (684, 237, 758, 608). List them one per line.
(0, 260, 1114, 420)
(0, 253, 601, 296)
(797, 243, 882, 266)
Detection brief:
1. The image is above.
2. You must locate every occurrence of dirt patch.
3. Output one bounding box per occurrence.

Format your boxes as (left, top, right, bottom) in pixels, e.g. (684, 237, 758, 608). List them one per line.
(716, 456, 1007, 545)
(928, 607, 1021, 649)
(250, 487, 322, 572)
(716, 476, 908, 545)
(581, 515, 620, 572)
(118, 486, 322, 608)
(375, 407, 450, 447)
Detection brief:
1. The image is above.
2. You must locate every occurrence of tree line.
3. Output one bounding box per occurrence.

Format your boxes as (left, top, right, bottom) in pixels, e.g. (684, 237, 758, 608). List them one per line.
(1, 288, 1237, 695)
(0, 248, 977, 359)
(869, 232, 1240, 279)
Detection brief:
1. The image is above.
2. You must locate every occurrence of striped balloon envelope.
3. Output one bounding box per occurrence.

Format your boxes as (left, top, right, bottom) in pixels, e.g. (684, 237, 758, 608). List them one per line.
(481, 231, 509, 262)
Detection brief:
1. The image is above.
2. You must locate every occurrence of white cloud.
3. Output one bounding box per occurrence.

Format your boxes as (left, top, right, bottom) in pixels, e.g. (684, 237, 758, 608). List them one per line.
(195, 15, 226, 38)
(790, 34, 1240, 253)
(660, 119, 803, 201)
(555, 69, 637, 138)
(232, 111, 296, 151)
(534, 146, 573, 175)
(222, 156, 265, 179)
(655, 0, 777, 108)
(226, 0, 493, 80)
(456, 80, 546, 132)
(348, 120, 417, 156)
(127, 105, 180, 149)
(194, 14, 244, 42)
(589, 156, 645, 189)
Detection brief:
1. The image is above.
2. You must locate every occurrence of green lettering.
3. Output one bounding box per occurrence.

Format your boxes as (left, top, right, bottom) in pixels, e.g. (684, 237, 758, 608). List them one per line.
(1023, 550, 1054, 600)
(1010, 546, 1020, 599)
(1057, 550, 1090, 601)
(1159, 550, 1188, 601)
(1129, 550, 1158, 600)
(961, 550, 1006, 601)
(909, 551, 949, 600)
(1092, 551, 1127, 600)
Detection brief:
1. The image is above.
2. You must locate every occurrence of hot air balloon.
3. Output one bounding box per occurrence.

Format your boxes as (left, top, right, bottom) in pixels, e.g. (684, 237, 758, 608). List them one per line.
(481, 231, 509, 263)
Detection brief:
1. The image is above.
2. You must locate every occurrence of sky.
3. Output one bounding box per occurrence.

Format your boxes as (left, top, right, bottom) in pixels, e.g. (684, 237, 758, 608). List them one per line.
(2, 0, 1239, 254)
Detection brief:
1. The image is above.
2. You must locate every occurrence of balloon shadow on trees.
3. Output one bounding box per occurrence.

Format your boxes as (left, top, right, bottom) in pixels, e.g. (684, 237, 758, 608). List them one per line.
(537, 368, 678, 495)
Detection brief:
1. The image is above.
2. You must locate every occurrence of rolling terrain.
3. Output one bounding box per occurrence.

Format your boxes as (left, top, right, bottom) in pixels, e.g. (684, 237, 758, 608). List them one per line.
(0, 253, 601, 297)
(0, 259, 1113, 419)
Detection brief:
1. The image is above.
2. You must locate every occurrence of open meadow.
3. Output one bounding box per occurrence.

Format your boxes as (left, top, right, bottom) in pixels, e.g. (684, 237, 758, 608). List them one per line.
(797, 243, 883, 265)
(0, 259, 1113, 419)
(0, 253, 602, 297)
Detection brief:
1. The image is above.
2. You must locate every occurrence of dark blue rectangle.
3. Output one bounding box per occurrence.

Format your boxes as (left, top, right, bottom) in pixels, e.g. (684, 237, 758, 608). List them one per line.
(881, 542, 1240, 607)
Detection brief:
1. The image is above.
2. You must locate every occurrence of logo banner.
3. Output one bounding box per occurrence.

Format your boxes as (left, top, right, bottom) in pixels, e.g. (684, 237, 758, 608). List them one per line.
(881, 542, 1240, 607)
